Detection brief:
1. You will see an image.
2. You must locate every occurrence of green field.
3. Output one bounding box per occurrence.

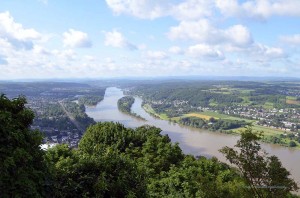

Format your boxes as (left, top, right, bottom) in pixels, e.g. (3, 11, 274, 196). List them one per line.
(252, 125, 284, 136)
(143, 104, 168, 120)
(193, 111, 253, 122)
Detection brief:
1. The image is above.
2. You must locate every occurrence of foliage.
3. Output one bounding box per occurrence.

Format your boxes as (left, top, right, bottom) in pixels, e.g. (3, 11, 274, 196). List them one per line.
(179, 116, 247, 131)
(78, 95, 104, 106)
(49, 122, 254, 197)
(289, 141, 297, 147)
(45, 144, 146, 197)
(50, 122, 300, 197)
(220, 127, 298, 198)
(0, 95, 49, 197)
(210, 119, 247, 130)
(64, 102, 95, 129)
(179, 117, 207, 128)
(147, 156, 249, 197)
(118, 96, 146, 120)
(118, 96, 135, 113)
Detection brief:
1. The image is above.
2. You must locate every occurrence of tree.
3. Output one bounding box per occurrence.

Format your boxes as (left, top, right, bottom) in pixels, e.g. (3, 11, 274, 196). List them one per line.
(220, 127, 298, 198)
(147, 156, 248, 197)
(46, 145, 147, 198)
(47, 122, 148, 197)
(289, 141, 297, 147)
(0, 95, 49, 197)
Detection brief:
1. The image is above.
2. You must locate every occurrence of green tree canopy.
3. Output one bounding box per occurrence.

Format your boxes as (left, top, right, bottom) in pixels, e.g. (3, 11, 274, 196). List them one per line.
(0, 95, 49, 197)
(220, 127, 298, 198)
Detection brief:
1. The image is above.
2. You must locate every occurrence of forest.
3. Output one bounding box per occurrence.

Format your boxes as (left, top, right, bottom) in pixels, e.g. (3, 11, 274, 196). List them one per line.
(1, 95, 299, 198)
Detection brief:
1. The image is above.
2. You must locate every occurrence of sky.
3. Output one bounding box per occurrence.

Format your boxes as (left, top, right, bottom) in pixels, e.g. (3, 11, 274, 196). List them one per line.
(0, 0, 300, 80)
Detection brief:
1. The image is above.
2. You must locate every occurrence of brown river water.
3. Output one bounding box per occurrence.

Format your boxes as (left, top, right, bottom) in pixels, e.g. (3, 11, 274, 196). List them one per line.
(86, 87, 300, 188)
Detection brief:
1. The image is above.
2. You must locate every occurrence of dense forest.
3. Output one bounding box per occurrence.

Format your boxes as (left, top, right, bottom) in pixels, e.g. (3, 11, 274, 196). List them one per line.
(1, 95, 298, 197)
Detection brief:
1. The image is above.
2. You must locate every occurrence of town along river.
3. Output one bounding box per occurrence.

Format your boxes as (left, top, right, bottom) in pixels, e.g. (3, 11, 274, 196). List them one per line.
(86, 87, 300, 187)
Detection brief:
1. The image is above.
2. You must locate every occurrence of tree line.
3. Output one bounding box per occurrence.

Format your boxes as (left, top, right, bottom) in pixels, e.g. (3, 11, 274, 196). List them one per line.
(179, 116, 248, 131)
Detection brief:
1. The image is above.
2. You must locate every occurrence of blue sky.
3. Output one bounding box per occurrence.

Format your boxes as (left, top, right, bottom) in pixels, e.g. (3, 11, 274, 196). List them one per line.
(0, 0, 300, 79)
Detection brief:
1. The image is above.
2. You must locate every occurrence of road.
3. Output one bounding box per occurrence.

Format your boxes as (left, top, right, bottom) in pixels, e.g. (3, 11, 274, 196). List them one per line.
(58, 101, 84, 132)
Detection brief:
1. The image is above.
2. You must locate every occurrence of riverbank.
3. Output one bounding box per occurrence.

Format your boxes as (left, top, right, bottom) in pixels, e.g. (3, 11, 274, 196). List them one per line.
(142, 103, 300, 149)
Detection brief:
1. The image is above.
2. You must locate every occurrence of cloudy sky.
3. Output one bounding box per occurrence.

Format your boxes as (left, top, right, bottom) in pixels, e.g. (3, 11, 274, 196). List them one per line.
(0, 0, 300, 79)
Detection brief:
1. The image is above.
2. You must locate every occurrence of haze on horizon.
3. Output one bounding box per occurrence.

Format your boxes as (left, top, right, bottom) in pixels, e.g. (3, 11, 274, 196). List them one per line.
(0, 0, 300, 80)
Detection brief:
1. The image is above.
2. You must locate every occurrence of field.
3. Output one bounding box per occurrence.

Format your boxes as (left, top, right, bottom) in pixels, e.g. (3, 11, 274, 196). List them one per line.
(231, 124, 284, 136)
(286, 100, 300, 105)
(286, 96, 300, 105)
(189, 111, 253, 122)
(183, 113, 217, 120)
(143, 104, 168, 120)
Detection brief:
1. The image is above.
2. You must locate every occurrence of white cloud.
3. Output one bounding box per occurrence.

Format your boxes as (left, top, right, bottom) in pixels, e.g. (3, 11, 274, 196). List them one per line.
(0, 38, 13, 53)
(169, 46, 183, 54)
(105, 0, 170, 19)
(215, 0, 240, 17)
(63, 29, 92, 48)
(106, 0, 300, 22)
(104, 30, 136, 50)
(168, 20, 252, 47)
(146, 50, 168, 59)
(252, 43, 285, 59)
(105, 0, 213, 21)
(53, 49, 77, 60)
(216, 0, 300, 20)
(84, 55, 96, 62)
(168, 19, 215, 42)
(280, 34, 300, 45)
(187, 44, 224, 60)
(224, 25, 253, 47)
(0, 11, 41, 50)
(137, 44, 147, 50)
(105, 0, 300, 22)
(33, 45, 51, 55)
(171, 0, 213, 21)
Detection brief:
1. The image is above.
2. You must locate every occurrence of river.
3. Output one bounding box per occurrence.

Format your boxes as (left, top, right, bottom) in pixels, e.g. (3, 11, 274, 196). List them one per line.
(86, 87, 300, 186)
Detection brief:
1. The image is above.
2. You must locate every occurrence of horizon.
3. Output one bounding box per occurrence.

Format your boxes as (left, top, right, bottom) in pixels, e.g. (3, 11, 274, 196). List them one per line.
(1, 75, 300, 83)
(1, 0, 300, 79)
